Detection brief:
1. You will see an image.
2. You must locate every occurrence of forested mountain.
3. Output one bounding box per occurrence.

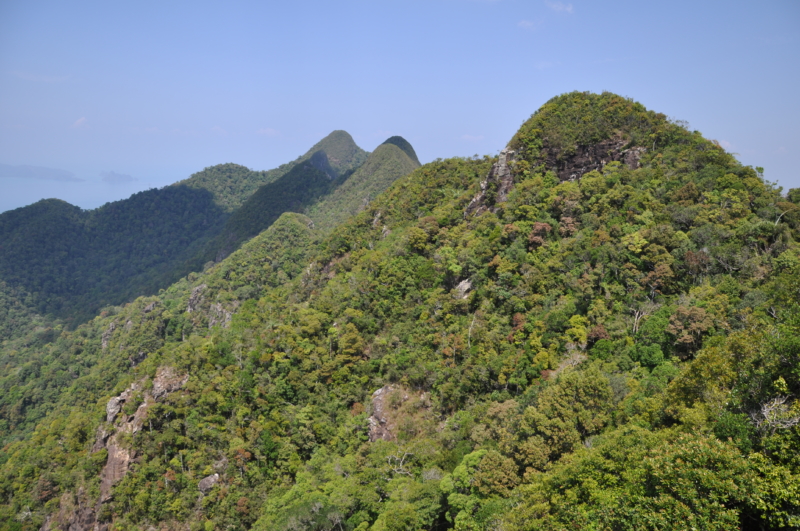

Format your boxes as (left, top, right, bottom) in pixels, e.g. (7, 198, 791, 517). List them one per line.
(178, 130, 369, 213)
(0, 131, 375, 332)
(0, 188, 228, 329)
(305, 138, 421, 232)
(1, 92, 799, 531)
(193, 134, 414, 263)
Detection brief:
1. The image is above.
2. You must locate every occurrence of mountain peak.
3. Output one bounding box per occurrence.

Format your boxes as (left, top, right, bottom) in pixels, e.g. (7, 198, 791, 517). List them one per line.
(380, 136, 421, 166)
(509, 91, 670, 181)
(301, 130, 367, 177)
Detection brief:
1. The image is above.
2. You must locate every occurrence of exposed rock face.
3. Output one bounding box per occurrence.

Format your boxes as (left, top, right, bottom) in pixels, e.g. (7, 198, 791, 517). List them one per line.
(101, 322, 116, 350)
(367, 386, 432, 442)
(198, 473, 220, 494)
(209, 302, 237, 329)
(465, 148, 516, 216)
(368, 386, 396, 442)
(453, 279, 472, 299)
(465, 139, 646, 218)
(151, 366, 189, 399)
(186, 284, 207, 314)
(40, 488, 105, 531)
(46, 366, 189, 530)
(542, 137, 646, 182)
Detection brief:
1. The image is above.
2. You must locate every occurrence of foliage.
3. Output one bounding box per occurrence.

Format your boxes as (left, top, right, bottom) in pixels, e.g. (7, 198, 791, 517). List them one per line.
(0, 92, 798, 530)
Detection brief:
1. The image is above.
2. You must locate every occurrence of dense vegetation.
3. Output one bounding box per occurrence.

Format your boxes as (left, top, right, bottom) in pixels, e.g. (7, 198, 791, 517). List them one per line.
(179, 130, 369, 213)
(304, 140, 420, 232)
(0, 131, 378, 331)
(0, 92, 798, 530)
(0, 188, 228, 328)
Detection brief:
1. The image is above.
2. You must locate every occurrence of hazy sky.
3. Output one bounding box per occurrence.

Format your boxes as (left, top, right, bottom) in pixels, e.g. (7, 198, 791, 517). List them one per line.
(1, 0, 798, 213)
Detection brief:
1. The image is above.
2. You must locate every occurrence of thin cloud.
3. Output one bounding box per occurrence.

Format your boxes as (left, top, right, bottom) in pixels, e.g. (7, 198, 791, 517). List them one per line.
(0, 164, 83, 182)
(518, 20, 538, 30)
(546, 1, 574, 13)
(718, 140, 732, 150)
(100, 171, 136, 183)
(72, 117, 88, 129)
(11, 71, 69, 83)
(211, 126, 228, 136)
(255, 128, 279, 137)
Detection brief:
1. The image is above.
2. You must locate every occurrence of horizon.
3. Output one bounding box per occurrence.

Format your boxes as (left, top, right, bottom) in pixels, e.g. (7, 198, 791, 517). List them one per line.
(2, 0, 799, 213)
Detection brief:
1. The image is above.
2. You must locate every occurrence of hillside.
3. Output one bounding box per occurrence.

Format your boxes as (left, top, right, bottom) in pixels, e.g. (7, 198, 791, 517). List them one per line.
(194, 134, 416, 263)
(0, 188, 228, 329)
(0, 131, 369, 332)
(304, 137, 421, 232)
(0, 92, 799, 531)
(178, 130, 368, 213)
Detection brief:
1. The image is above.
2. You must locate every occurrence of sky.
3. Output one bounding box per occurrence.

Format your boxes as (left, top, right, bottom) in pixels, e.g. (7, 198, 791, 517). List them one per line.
(1, 0, 798, 213)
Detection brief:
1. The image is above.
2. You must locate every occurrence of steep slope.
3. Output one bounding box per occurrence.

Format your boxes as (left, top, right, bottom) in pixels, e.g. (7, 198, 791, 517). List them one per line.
(0, 132, 366, 332)
(177, 163, 286, 213)
(1, 92, 799, 530)
(0, 188, 227, 328)
(304, 137, 421, 232)
(178, 130, 368, 213)
(193, 132, 409, 262)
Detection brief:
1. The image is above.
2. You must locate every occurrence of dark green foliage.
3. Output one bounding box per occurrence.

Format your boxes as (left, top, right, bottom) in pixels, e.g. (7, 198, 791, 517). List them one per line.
(0, 187, 227, 327)
(179, 163, 286, 213)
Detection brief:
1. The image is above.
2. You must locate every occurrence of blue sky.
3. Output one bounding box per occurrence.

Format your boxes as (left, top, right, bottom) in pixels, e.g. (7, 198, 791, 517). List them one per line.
(1, 0, 798, 213)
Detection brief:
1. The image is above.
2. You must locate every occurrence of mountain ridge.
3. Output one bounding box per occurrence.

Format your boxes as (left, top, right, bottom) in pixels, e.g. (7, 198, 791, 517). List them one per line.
(1, 92, 798, 530)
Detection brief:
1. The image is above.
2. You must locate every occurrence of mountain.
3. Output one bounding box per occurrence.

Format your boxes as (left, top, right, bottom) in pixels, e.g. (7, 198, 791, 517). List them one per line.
(1, 92, 799, 530)
(0, 187, 228, 329)
(0, 131, 372, 332)
(178, 130, 368, 213)
(304, 137, 421, 231)
(193, 133, 415, 262)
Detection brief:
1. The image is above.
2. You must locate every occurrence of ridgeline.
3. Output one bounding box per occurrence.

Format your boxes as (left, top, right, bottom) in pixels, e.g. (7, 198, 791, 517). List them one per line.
(1, 92, 799, 531)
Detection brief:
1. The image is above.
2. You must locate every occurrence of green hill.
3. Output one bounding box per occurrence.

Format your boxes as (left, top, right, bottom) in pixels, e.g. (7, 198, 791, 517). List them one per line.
(0, 131, 368, 332)
(304, 137, 421, 231)
(1, 92, 799, 531)
(192, 132, 415, 263)
(0, 187, 228, 328)
(178, 130, 368, 213)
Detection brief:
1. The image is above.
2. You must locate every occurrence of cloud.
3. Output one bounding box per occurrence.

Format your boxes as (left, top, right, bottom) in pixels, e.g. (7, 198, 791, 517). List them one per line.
(718, 140, 732, 150)
(546, 1, 573, 13)
(0, 164, 83, 182)
(11, 71, 69, 83)
(461, 134, 484, 142)
(255, 128, 279, 137)
(72, 117, 88, 129)
(535, 61, 555, 69)
(100, 171, 136, 183)
(518, 20, 537, 30)
(211, 126, 228, 136)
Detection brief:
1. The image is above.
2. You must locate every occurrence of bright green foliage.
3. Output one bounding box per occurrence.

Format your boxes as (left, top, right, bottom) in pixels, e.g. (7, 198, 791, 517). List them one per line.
(0, 92, 798, 530)
(509, 91, 673, 165)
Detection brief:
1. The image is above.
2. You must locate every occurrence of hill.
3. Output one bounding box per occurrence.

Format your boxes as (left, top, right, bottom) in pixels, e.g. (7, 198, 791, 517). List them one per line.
(304, 137, 421, 231)
(0, 92, 799, 530)
(0, 131, 369, 332)
(178, 130, 368, 213)
(193, 134, 415, 262)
